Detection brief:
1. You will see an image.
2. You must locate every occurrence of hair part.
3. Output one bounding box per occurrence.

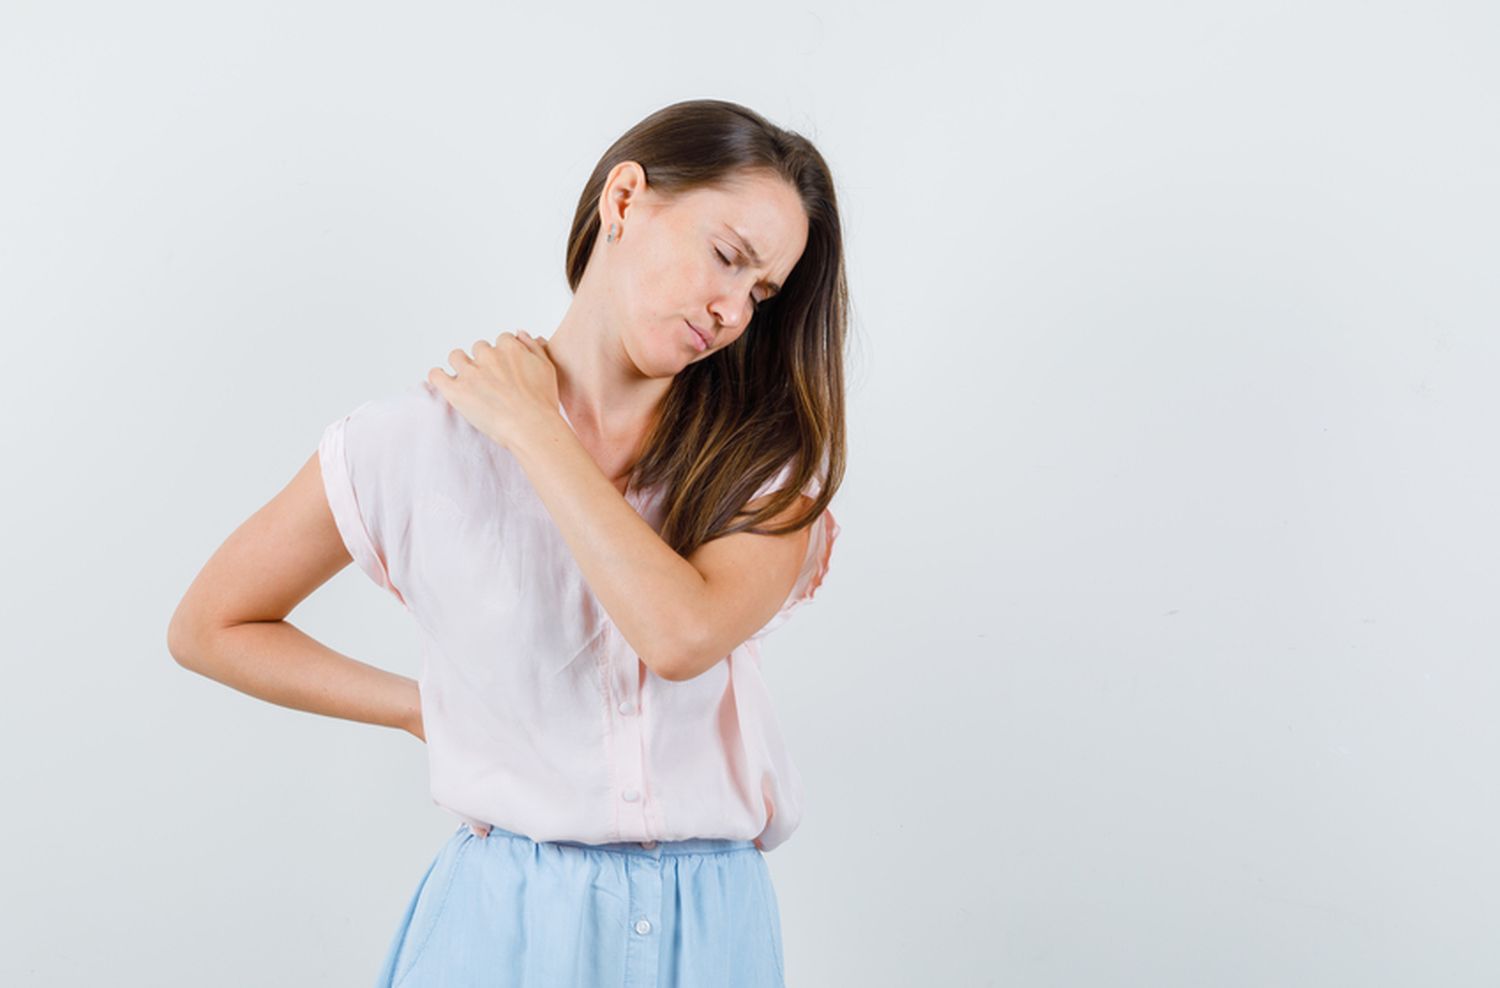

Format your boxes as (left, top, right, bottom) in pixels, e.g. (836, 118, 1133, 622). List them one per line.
(564, 98, 848, 557)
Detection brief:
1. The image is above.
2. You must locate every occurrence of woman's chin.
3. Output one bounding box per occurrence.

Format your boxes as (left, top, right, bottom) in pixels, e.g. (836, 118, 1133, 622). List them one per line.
(665, 336, 704, 368)
(639, 345, 695, 379)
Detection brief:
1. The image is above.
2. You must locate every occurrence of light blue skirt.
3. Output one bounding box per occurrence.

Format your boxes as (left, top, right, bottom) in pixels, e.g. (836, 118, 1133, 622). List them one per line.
(374, 822, 785, 987)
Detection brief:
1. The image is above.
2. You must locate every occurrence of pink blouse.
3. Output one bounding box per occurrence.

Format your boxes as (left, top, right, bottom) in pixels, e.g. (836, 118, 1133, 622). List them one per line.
(317, 380, 839, 852)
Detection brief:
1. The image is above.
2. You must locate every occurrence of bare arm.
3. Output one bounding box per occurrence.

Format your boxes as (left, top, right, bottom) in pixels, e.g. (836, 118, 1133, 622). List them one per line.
(166, 451, 424, 739)
(511, 416, 812, 683)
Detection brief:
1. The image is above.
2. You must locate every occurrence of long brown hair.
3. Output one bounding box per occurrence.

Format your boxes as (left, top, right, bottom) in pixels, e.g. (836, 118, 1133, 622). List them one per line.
(564, 99, 849, 558)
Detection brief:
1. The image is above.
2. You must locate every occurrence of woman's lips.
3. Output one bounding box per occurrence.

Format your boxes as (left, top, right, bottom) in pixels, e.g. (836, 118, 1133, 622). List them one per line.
(685, 320, 710, 351)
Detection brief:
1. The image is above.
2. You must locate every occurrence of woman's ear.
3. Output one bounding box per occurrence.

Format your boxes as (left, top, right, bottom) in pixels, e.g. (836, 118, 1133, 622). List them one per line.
(600, 160, 647, 229)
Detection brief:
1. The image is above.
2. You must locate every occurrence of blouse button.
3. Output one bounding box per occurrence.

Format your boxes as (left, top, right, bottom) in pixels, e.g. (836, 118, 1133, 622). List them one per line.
(622, 788, 640, 802)
(618, 700, 635, 715)
(634, 919, 653, 935)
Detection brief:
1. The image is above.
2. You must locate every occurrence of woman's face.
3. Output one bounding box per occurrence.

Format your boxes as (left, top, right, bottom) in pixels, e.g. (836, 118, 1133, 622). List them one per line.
(601, 166, 809, 374)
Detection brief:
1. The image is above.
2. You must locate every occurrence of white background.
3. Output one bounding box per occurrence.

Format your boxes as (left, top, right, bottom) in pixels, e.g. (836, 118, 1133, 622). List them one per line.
(3, 1, 1496, 984)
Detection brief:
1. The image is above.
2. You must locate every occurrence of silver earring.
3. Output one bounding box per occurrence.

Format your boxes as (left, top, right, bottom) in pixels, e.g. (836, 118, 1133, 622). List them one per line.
(606, 222, 618, 243)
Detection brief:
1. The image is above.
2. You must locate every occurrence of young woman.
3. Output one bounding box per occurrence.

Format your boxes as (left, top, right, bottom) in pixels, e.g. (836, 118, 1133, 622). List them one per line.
(168, 98, 847, 986)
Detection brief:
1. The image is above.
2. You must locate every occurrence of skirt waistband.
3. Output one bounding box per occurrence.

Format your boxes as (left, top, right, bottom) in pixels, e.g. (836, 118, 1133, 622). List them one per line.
(462, 822, 758, 857)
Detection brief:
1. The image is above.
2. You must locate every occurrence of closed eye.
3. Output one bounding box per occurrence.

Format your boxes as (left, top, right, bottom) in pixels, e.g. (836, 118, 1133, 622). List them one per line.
(714, 247, 764, 311)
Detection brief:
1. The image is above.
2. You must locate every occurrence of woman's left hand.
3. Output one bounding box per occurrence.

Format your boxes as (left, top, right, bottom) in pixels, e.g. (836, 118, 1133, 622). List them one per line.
(427, 331, 560, 451)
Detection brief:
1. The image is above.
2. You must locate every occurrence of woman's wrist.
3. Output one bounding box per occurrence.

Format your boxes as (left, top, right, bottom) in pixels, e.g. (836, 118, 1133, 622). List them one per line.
(402, 678, 425, 741)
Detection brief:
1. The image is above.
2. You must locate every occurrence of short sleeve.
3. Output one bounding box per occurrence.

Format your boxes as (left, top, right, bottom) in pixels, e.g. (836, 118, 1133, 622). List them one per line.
(317, 381, 443, 608)
(747, 459, 841, 642)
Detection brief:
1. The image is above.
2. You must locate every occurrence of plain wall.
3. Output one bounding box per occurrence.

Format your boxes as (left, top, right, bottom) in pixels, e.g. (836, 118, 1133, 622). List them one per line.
(2, 0, 1495, 984)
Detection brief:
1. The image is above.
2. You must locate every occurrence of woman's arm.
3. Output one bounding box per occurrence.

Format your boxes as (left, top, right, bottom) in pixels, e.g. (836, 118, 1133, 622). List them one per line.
(173, 620, 423, 738)
(510, 418, 810, 683)
(167, 451, 424, 739)
(430, 332, 813, 683)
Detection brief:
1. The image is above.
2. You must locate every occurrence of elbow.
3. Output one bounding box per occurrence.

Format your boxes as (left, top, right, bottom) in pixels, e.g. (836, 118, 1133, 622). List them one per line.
(650, 642, 691, 684)
(657, 622, 716, 683)
(653, 647, 690, 683)
(647, 595, 721, 682)
(167, 606, 215, 671)
(663, 649, 730, 683)
(657, 658, 697, 683)
(166, 613, 197, 669)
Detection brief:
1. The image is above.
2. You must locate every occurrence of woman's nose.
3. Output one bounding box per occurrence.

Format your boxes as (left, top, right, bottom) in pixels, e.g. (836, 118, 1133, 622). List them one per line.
(709, 300, 747, 334)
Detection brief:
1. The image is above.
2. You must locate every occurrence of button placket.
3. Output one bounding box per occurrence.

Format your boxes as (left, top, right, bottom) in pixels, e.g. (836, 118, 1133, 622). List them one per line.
(604, 628, 651, 839)
(623, 854, 664, 985)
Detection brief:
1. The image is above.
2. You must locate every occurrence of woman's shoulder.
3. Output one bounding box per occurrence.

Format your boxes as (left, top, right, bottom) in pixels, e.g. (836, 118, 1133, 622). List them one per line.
(347, 378, 444, 423)
(333, 378, 508, 487)
(343, 379, 480, 443)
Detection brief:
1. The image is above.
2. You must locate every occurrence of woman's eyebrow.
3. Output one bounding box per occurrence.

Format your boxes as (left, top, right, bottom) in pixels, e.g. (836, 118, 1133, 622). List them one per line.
(725, 226, 781, 294)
